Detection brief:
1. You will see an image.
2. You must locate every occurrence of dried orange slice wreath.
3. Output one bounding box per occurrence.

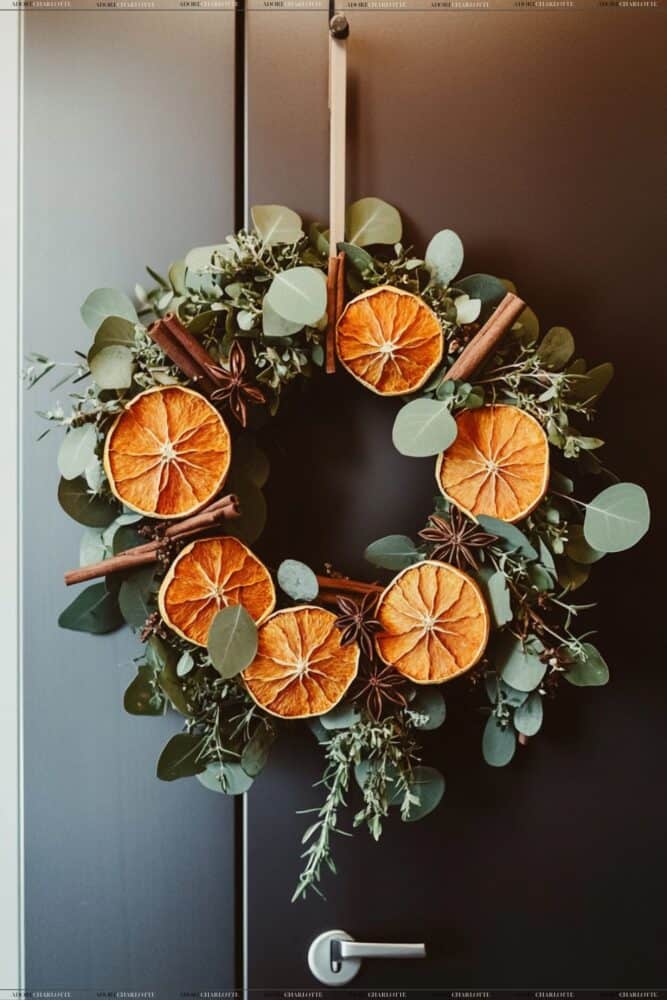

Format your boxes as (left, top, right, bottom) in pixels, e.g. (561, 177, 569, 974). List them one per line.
(336, 285, 443, 395)
(376, 560, 490, 683)
(436, 404, 550, 523)
(104, 385, 231, 519)
(158, 536, 276, 646)
(243, 606, 359, 718)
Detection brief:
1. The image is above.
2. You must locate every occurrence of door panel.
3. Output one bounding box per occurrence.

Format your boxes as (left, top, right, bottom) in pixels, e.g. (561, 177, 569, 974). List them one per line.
(246, 10, 666, 987)
(22, 15, 238, 994)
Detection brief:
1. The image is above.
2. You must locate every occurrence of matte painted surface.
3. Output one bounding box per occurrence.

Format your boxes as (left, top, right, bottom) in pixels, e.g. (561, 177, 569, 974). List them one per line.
(22, 16, 238, 994)
(246, 11, 667, 987)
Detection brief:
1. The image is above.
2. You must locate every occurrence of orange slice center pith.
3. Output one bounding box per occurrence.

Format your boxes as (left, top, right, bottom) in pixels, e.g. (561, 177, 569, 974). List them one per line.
(336, 285, 443, 396)
(243, 606, 359, 718)
(104, 386, 231, 519)
(158, 536, 275, 646)
(436, 404, 549, 524)
(376, 560, 489, 684)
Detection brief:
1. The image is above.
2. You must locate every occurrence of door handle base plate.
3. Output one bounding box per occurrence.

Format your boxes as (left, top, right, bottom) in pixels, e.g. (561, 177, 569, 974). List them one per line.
(308, 929, 360, 985)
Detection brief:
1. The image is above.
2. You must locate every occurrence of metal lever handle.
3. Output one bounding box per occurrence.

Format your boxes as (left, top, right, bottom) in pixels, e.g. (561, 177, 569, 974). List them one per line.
(333, 937, 426, 969)
(308, 929, 426, 985)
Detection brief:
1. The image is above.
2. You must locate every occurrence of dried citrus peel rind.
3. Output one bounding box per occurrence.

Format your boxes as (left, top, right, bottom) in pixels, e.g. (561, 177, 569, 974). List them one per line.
(375, 560, 490, 684)
(243, 605, 359, 719)
(336, 285, 443, 396)
(436, 404, 549, 524)
(104, 385, 231, 519)
(158, 536, 275, 646)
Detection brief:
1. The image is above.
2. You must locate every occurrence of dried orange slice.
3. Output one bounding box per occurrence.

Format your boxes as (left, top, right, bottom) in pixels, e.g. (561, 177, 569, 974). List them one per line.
(376, 560, 489, 684)
(104, 386, 231, 519)
(436, 404, 549, 523)
(158, 536, 275, 646)
(336, 285, 443, 396)
(243, 606, 359, 718)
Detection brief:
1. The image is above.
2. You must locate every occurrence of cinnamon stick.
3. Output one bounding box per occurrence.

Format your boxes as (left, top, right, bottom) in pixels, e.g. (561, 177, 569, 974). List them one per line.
(325, 255, 340, 374)
(442, 292, 525, 384)
(316, 575, 383, 597)
(64, 494, 240, 586)
(148, 313, 221, 396)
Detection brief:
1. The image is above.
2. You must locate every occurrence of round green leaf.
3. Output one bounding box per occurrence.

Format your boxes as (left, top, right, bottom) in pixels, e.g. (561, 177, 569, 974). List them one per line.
(403, 766, 445, 822)
(568, 362, 614, 403)
(251, 204, 303, 245)
(88, 344, 134, 390)
(185, 244, 231, 272)
(79, 527, 108, 567)
(565, 643, 609, 687)
(583, 483, 650, 553)
(277, 559, 319, 601)
(262, 299, 303, 339)
(241, 724, 276, 777)
(265, 266, 327, 326)
(58, 582, 123, 635)
(513, 692, 543, 736)
(498, 637, 546, 692)
(486, 570, 513, 627)
(454, 294, 481, 325)
(514, 306, 540, 345)
(176, 651, 195, 678)
(124, 667, 165, 717)
(410, 688, 446, 730)
(157, 733, 206, 782)
(537, 327, 575, 369)
(80, 287, 138, 331)
(482, 716, 516, 767)
(392, 398, 457, 458)
(566, 525, 605, 565)
(207, 605, 258, 679)
(57, 425, 97, 481)
(118, 567, 156, 628)
(58, 476, 117, 527)
(477, 515, 538, 560)
(197, 762, 254, 795)
(319, 701, 361, 731)
(364, 534, 419, 570)
(425, 229, 464, 286)
(345, 197, 402, 247)
(456, 274, 507, 317)
(338, 242, 376, 275)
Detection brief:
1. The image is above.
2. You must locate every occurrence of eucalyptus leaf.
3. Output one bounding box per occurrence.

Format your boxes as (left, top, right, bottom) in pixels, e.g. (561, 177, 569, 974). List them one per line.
(583, 483, 650, 553)
(207, 605, 258, 679)
(514, 692, 543, 736)
(157, 733, 206, 782)
(482, 716, 516, 767)
(79, 527, 108, 567)
(169, 260, 186, 295)
(88, 344, 134, 390)
(124, 666, 164, 717)
(57, 425, 98, 481)
(514, 306, 540, 345)
(157, 644, 192, 717)
(537, 326, 575, 369)
(197, 762, 254, 795)
(277, 559, 319, 601)
(58, 582, 123, 634)
(345, 197, 402, 247)
(91, 314, 136, 349)
(176, 651, 195, 678)
(392, 398, 457, 458)
(425, 229, 464, 286)
(320, 701, 361, 731)
(454, 294, 481, 325)
(118, 567, 156, 628)
(497, 636, 546, 692)
(364, 535, 420, 570)
(477, 515, 538, 560)
(338, 242, 376, 275)
(265, 266, 327, 327)
(410, 688, 446, 730)
(262, 299, 303, 339)
(185, 245, 228, 272)
(487, 570, 513, 627)
(251, 204, 303, 245)
(568, 362, 614, 403)
(241, 724, 276, 777)
(80, 288, 137, 331)
(456, 274, 506, 317)
(566, 525, 605, 565)
(557, 557, 591, 592)
(565, 643, 609, 687)
(403, 766, 445, 822)
(58, 476, 117, 527)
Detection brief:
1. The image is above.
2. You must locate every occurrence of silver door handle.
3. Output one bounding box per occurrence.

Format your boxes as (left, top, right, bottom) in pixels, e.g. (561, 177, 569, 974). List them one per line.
(308, 929, 426, 985)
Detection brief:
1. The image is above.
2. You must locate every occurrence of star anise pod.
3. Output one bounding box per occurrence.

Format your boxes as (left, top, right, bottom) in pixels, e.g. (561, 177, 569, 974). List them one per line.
(333, 591, 382, 662)
(208, 340, 266, 428)
(418, 508, 497, 571)
(355, 662, 408, 722)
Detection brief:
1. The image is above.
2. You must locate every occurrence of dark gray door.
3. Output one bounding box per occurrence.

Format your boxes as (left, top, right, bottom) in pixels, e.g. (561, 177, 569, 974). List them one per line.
(22, 15, 239, 995)
(245, 8, 667, 987)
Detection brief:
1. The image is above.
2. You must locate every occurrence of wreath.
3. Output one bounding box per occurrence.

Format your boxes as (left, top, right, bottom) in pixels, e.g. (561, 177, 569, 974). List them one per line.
(27, 197, 650, 900)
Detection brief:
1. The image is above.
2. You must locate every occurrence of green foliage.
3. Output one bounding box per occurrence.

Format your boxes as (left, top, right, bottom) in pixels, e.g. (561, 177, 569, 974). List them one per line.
(157, 733, 207, 781)
(58, 476, 117, 528)
(392, 398, 458, 458)
(425, 229, 464, 286)
(80, 288, 137, 331)
(59, 582, 123, 634)
(207, 605, 258, 679)
(482, 715, 516, 767)
(345, 197, 402, 247)
(583, 483, 650, 553)
(364, 534, 421, 570)
(565, 643, 609, 687)
(277, 559, 319, 602)
(57, 425, 97, 481)
(409, 687, 446, 730)
(265, 266, 327, 327)
(251, 204, 304, 245)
